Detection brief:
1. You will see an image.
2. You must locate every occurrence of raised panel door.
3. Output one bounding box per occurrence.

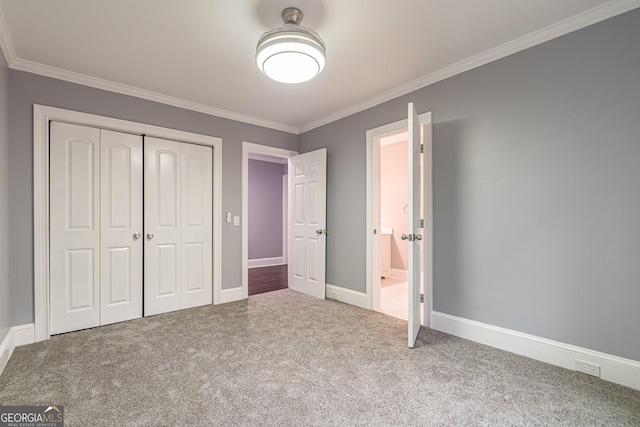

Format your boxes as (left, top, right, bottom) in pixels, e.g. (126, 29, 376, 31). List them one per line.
(288, 149, 327, 299)
(50, 122, 101, 334)
(180, 143, 213, 309)
(100, 129, 143, 325)
(144, 137, 181, 315)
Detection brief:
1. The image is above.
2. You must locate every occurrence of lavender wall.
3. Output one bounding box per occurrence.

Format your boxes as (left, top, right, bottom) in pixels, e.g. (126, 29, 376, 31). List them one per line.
(248, 159, 286, 260)
(380, 141, 408, 270)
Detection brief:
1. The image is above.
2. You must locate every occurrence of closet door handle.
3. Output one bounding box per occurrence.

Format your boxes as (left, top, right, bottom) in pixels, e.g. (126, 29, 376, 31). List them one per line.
(133, 232, 141, 240)
(146, 233, 154, 240)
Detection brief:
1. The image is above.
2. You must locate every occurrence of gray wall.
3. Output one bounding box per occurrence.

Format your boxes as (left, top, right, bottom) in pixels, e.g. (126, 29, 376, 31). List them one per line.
(299, 9, 640, 361)
(248, 159, 285, 260)
(0, 52, 10, 343)
(8, 71, 297, 326)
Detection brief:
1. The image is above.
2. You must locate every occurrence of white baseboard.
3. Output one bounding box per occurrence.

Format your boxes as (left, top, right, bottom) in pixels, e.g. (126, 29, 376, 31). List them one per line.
(432, 311, 640, 391)
(219, 287, 244, 304)
(248, 257, 285, 268)
(0, 323, 35, 377)
(389, 268, 408, 281)
(326, 283, 369, 309)
(14, 323, 35, 346)
(0, 328, 15, 377)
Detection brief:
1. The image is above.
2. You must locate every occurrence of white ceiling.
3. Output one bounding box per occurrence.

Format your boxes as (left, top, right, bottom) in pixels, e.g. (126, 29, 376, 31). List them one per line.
(0, 0, 637, 133)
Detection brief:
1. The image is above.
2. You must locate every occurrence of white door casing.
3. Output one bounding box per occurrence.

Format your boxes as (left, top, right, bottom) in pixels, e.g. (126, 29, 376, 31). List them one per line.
(50, 122, 102, 334)
(144, 137, 182, 315)
(180, 143, 213, 309)
(100, 129, 143, 326)
(408, 102, 422, 348)
(288, 149, 327, 299)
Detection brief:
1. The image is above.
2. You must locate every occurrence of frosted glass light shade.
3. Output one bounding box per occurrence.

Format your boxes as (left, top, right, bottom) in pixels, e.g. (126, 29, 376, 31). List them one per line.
(256, 26, 326, 84)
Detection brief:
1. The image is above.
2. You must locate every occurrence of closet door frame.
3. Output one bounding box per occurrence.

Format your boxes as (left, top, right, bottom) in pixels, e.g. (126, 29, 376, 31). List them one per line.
(33, 104, 223, 342)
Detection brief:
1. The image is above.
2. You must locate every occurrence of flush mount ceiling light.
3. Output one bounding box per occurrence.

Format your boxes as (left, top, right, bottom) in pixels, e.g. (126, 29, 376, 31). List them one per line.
(256, 7, 326, 84)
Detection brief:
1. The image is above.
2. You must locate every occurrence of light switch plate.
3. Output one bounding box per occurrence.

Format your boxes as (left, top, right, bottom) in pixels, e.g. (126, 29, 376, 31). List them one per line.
(226, 212, 232, 223)
(233, 216, 240, 226)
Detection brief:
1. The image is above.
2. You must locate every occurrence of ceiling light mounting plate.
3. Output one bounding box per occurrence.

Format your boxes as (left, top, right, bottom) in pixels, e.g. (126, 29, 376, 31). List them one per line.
(282, 7, 303, 25)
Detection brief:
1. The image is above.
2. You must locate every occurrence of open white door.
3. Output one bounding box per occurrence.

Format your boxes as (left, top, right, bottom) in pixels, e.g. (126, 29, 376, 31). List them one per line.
(407, 103, 422, 348)
(288, 149, 327, 299)
(422, 113, 433, 330)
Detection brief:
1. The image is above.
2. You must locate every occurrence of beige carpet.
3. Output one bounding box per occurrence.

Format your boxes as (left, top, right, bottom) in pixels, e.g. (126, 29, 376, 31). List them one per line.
(1, 289, 639, 426)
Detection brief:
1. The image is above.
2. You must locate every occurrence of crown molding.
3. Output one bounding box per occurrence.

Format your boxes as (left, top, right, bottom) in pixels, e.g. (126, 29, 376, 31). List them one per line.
(0, 4, 16, 66)
(1, 0, 638, 136)
(0, 1, 299, 133)
(9, 58, 299, 134)
(298, 0, 640, 133)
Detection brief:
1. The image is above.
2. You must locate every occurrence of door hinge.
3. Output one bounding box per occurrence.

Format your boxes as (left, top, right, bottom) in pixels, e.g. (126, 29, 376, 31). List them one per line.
(420, 294, 424, 303)
(420, 144, 424, 154)
(420, 219, 424, 228)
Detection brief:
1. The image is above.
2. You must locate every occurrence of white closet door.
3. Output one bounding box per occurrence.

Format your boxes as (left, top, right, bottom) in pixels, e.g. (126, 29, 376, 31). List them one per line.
(180, 143, 213, 309)
(50, 122, 101, 334)
(144, 137, 182, 315)
(100, 129, 143, 325)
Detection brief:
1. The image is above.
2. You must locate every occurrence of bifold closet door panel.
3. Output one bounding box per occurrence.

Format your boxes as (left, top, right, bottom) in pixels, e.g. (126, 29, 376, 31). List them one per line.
(100, 129, 143, 326)
(180, 143, 213, 309)
(50, 122, 101, 334)
(144, 137, 182, 316)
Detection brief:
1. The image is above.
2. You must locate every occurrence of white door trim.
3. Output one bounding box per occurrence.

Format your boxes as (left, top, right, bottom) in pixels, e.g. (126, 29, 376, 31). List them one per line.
(365, 112, 433, 325)
(33, 104, 223, 342)
(242, 142, 297, 299)
(282, 174, 288, 265)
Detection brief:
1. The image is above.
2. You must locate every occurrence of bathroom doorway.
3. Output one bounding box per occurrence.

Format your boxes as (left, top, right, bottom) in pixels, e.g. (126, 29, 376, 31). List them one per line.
(378, 131, 410, 320)
(365, 111, 433, 329)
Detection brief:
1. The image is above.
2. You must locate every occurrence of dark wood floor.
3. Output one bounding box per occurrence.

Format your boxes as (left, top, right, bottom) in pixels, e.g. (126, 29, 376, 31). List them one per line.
(248, 264, 288, 296)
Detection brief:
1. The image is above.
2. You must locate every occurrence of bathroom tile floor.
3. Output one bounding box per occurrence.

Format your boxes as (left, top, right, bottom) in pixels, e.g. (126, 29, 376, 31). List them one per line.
(380, 277, 408, 320)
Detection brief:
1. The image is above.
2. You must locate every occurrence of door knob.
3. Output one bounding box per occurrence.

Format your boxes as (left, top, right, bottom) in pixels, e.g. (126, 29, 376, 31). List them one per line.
(133, 232, 141, 240)
(146, 233, 154, 240)
(316, 229, 324, 235)
(415, 234, 422, 241)
(401, 234, 409, 241)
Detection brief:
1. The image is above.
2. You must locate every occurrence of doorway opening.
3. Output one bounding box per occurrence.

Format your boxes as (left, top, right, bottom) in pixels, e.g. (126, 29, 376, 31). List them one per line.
(378, 130, 410, 320)
(365, 111, 433, 329)
(248, 153, 288, 295)
(241, 143, 297, 298)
